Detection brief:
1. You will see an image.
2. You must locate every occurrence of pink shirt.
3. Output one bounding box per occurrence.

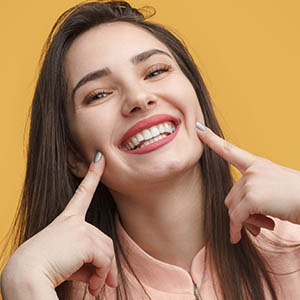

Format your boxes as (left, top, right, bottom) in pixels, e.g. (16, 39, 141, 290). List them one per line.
(73, 218, 300, 299)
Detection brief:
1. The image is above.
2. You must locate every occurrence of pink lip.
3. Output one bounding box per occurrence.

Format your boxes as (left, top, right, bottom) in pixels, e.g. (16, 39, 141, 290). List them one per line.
(119, 114, 181, 154)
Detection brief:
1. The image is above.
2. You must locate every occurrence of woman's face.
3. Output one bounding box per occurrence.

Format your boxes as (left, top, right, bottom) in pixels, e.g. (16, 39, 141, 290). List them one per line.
(65, 22, 204, 193)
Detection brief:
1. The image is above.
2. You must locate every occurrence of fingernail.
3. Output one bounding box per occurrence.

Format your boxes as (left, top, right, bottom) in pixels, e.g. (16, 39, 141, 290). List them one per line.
(93, 151, 102, 163)
(196, 121, 206, 131)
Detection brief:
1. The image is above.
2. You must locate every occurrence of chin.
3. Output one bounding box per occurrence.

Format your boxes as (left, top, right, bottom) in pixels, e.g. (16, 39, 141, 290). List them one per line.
(103, 142, 203, 192)
(138, 155, 202, 184)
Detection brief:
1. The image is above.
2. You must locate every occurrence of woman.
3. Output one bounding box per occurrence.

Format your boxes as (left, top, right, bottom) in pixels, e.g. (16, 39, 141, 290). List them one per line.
(1, 1, 300, 299)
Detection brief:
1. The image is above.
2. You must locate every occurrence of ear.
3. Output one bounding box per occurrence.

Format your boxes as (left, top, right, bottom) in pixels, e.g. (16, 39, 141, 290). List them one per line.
(67, 149, 89, 178)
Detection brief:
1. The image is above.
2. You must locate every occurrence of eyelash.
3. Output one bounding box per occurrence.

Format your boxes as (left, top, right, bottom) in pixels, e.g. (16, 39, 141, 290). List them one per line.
(84, 64, 171, 104)
(144, 64, 171, 80)
(85, 90, 112, 105)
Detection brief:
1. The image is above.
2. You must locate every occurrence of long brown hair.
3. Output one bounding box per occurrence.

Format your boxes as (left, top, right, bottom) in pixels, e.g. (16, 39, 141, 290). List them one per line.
(2, 1, 277, 299)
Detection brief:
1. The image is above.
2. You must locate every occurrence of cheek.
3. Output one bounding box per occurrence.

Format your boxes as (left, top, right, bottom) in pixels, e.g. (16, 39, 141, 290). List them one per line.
(162, 75, 202, 115)
(175, 82, 204, 122)
(69, 108, 114, 160)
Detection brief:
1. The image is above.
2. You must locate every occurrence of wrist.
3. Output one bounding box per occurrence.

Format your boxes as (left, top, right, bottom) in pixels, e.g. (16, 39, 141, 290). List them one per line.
(1, 260, 58, 300)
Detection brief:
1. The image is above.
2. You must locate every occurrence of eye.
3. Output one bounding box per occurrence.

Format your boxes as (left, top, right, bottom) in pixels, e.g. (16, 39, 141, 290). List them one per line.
(144, 64, 171, 80)
(85, 90, 112, 105)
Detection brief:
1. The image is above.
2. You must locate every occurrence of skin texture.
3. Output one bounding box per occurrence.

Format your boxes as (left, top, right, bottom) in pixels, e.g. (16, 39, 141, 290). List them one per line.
(66, 22, 207, 273)
(196, 125, 300, 243)
(65, 22, 205, 191)
(1, 21, 300, 300)
(1, 157, 117, 299)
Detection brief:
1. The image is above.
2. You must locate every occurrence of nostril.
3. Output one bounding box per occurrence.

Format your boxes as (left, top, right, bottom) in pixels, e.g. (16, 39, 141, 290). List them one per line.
(148, 100, 155, 106)
(130, 107, 140, 113)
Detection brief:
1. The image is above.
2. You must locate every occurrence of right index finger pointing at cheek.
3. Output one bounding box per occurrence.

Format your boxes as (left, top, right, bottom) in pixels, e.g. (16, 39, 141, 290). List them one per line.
(64, 152, 104, 218)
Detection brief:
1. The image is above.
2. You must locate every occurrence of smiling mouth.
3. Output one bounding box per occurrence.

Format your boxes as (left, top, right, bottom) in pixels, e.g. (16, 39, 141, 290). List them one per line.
(120, 121, 177, 151)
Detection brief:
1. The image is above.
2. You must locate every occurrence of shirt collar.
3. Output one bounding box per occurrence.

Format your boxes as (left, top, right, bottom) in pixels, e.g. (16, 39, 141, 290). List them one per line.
(116, 216, 206, 294)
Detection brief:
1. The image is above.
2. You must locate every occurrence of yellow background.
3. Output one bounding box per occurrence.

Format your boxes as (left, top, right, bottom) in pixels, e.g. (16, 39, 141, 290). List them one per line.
(1, 0, 300, 253)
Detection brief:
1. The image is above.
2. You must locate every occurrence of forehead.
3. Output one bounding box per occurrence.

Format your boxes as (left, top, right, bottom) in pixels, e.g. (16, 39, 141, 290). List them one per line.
(65, 22, 171, 84)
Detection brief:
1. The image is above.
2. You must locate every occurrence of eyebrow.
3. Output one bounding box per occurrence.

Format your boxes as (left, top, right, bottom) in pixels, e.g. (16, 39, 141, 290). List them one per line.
(71, 48, 172, 101)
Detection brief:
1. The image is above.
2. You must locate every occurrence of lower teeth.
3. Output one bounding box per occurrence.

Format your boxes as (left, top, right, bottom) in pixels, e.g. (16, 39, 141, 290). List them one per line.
(135, 133, 168, 150)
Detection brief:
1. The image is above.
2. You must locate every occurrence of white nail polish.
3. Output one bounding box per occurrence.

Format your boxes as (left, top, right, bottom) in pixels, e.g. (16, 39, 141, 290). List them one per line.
(196, 121, 206, 131)
(93, 151, 102, 163)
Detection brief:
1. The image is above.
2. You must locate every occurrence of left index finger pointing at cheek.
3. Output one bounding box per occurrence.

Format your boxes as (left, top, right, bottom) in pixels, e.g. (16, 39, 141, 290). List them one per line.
(196, 122, 255, 174)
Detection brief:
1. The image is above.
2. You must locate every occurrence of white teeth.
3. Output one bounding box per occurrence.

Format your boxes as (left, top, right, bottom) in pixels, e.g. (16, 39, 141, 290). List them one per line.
(150, 126, 160, 137)
(122, 121, 177, 150)
(142, 129, 152, 140)
(164, 123, 171, 133)
(138, 133, 168, 148)
(150, 126, 159, 137)
(158, 124, 165, 133)
(136, 133, 144, 142)
(132, 137, 139, 146)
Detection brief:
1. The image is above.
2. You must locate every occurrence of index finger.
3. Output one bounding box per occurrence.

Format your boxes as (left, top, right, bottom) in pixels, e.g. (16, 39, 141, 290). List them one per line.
(64, 152, 104, 218)
(196, 122, 255, 173)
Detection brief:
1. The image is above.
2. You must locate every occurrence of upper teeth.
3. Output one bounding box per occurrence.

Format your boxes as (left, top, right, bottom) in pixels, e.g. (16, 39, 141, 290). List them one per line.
(122, 121, 176, 150)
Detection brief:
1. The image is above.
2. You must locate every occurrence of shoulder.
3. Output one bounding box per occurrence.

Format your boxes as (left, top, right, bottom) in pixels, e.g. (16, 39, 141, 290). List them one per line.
(271, 218, 300, 242)
(254, 218, 300, 273)
(255, 217, 300, 249)
(256, 219, 300, 298)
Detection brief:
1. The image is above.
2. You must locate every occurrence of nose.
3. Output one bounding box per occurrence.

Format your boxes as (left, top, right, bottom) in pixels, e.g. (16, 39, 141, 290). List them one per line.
(121, 83, 157, 116)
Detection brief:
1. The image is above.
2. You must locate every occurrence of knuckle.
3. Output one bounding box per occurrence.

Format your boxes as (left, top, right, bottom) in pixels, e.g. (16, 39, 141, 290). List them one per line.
(88, 166, 101, 180)
(244, 181, 254, 193)
(228, 209, 235, 220)
(102, 256, 111, 268)
(224, 196, 232, 208)
(100, 234, 114, 248)
(229, 210, 242, 228)
(229, 216, 240, 228)
(106, 237, 114, 248)
(222, 140, 232, 156)
(76, 184, 93, 198)
(65, 219, 91, 239)
(224, 197, 229, 207)
(246, 166, 259, 176)
(78, 223, 89, 235)
(60, 214, 79, 225)
(83, 233, 96, 250)
(244, 191, 256, 203)
(107, 251, 114, 263)
(223, 140, 231, 153)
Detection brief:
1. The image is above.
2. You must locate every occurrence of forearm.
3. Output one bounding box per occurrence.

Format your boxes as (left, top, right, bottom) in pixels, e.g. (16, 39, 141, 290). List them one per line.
(1, 266, 58, 300)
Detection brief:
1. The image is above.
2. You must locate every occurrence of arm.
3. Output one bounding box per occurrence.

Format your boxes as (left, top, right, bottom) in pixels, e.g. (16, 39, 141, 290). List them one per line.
(1, 266, 58, 300)
(1, 153, 117, 299)
(196, 121, 300, 243)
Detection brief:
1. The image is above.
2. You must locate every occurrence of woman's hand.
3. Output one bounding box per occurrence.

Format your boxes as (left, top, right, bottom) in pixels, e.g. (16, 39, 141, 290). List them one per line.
(196, 122, 300, 244)
(1, 153, 117, 299)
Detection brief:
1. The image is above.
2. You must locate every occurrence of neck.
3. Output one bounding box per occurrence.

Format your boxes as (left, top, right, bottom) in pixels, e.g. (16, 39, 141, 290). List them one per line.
(111, 164, 204, 272)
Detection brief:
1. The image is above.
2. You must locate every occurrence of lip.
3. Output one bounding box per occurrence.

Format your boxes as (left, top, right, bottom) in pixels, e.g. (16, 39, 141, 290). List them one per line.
(119, 114, 181, 154)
